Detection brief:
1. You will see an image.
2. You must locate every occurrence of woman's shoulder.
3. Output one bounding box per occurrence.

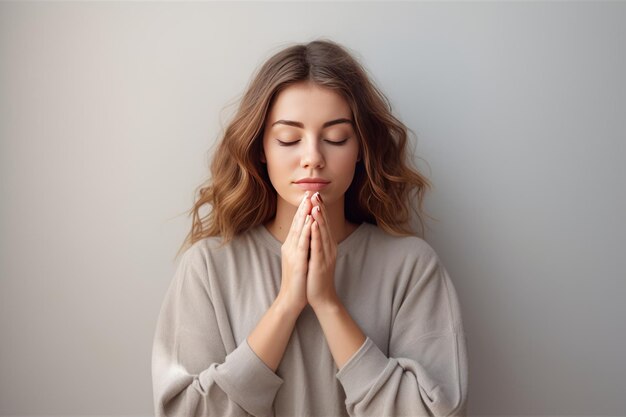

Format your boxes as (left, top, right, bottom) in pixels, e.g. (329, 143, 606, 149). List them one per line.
(360, 222, 442, 264)
(352, 223, 441, 272)
(181, 234, 224, 255)
(178, 226, 268, 264)
(355, 224, 453, 299)
(175, 236, 221, 270)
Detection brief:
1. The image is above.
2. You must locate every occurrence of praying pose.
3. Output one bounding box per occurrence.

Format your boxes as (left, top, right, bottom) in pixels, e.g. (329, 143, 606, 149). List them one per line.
(152, 39, 468, 417)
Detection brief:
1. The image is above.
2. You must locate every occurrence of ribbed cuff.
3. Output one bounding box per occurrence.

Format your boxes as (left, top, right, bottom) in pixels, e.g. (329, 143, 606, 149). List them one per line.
(335, 337, 393, 404)
(207, 338, 284, 416)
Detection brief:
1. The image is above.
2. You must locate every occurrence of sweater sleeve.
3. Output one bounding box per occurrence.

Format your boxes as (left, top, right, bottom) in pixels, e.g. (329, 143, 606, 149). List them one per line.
(335, 249, 469, 417)
(151, 244, 284, 417)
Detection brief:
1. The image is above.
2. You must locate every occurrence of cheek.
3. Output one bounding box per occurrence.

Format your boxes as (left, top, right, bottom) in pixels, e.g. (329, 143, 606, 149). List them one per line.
(330, 149, 359, 182)
(264, 149, 297, 180)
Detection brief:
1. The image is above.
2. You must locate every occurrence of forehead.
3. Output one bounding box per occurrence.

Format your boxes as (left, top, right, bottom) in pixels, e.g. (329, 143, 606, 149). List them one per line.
(267, 82, 352, 127)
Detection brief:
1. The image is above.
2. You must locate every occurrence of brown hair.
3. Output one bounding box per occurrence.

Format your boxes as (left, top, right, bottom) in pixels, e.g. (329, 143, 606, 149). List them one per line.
(175, 38, 435, 260)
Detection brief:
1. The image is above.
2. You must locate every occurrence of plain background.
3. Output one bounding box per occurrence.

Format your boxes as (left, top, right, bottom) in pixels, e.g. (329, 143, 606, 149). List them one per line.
(1, 1, 625, 416)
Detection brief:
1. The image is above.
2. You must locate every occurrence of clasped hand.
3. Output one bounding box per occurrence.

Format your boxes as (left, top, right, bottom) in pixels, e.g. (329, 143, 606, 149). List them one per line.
(279, 191, 338, 313)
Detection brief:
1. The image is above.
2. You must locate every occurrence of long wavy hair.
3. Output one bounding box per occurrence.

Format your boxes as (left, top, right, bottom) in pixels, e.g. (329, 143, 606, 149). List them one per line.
(175, 38, 435, 260)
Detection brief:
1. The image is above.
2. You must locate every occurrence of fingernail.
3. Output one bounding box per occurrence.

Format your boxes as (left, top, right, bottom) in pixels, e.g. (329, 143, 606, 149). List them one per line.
(305, 214, 310, 223)
(313, 206, 320, 215)
(316, 192, 323, 203)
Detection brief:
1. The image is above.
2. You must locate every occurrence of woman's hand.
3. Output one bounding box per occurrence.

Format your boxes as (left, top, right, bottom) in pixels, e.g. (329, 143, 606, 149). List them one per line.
(307, 192, 339, 310)
(277, 191, 313, 315)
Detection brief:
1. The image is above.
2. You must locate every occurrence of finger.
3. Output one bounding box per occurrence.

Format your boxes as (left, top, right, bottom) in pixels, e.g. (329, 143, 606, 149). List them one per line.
(310, 220, 322, 260)
(297, 214, 312, 260)
(311, 191, 322, 209)
(310, 192, 322, 221)
(312, 204, 333, 259)
(296, 196, 313, 242)
(287, 192, 310, 243)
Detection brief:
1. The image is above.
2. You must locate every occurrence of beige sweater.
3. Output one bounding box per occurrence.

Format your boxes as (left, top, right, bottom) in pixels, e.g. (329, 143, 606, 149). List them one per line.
(152, 222, 468, 416)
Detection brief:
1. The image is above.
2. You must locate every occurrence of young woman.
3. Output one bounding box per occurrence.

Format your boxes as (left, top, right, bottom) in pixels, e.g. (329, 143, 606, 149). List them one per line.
(152, 39, 468, 417)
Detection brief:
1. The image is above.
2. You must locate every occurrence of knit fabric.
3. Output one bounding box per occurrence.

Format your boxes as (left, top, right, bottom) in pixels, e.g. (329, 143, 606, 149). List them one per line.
(152, 222, 468, 416)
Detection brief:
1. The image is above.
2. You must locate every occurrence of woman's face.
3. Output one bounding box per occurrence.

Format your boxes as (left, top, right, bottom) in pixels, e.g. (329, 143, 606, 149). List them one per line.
(262, 81, 360, 208)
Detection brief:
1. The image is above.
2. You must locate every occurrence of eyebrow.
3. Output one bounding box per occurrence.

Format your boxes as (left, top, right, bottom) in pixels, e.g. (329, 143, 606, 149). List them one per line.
(271, 118, 354, 129)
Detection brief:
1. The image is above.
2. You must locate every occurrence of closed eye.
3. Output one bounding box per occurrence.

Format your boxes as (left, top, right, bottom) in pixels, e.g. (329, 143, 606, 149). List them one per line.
(325, 138, 349, 145)
(276, 139, 299, 146)
(276, 138, 350, 146)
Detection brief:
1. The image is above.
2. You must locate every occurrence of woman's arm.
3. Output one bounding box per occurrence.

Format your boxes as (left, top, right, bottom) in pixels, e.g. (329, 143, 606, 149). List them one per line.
(357, 259, 466, 416)
(247, 295, 301, 372)
(248, 192, 315, 371)
(152, 246, 285, 417)
(317, 250, 469, 417)
(153, 194, 315, 416)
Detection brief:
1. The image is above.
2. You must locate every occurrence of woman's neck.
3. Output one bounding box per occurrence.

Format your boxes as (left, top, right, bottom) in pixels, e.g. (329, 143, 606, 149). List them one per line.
(264, 195, 359, 244)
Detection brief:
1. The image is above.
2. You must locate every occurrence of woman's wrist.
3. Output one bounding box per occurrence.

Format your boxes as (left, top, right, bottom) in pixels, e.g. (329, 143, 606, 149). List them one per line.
(309, 293, 341, 314)
(274, 293, 306, 319)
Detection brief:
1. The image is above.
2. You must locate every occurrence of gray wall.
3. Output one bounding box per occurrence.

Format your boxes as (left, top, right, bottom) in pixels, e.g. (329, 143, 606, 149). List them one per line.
(1, 1, 625, 416)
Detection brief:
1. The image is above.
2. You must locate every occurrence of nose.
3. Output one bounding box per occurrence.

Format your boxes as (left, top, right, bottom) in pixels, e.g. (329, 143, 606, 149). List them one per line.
(300, 138, 325, 169)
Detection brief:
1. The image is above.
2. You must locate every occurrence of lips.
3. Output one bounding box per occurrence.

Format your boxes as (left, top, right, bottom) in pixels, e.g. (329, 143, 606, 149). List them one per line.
(294, 181, 330, 191)
(295, 178, 330, 184)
